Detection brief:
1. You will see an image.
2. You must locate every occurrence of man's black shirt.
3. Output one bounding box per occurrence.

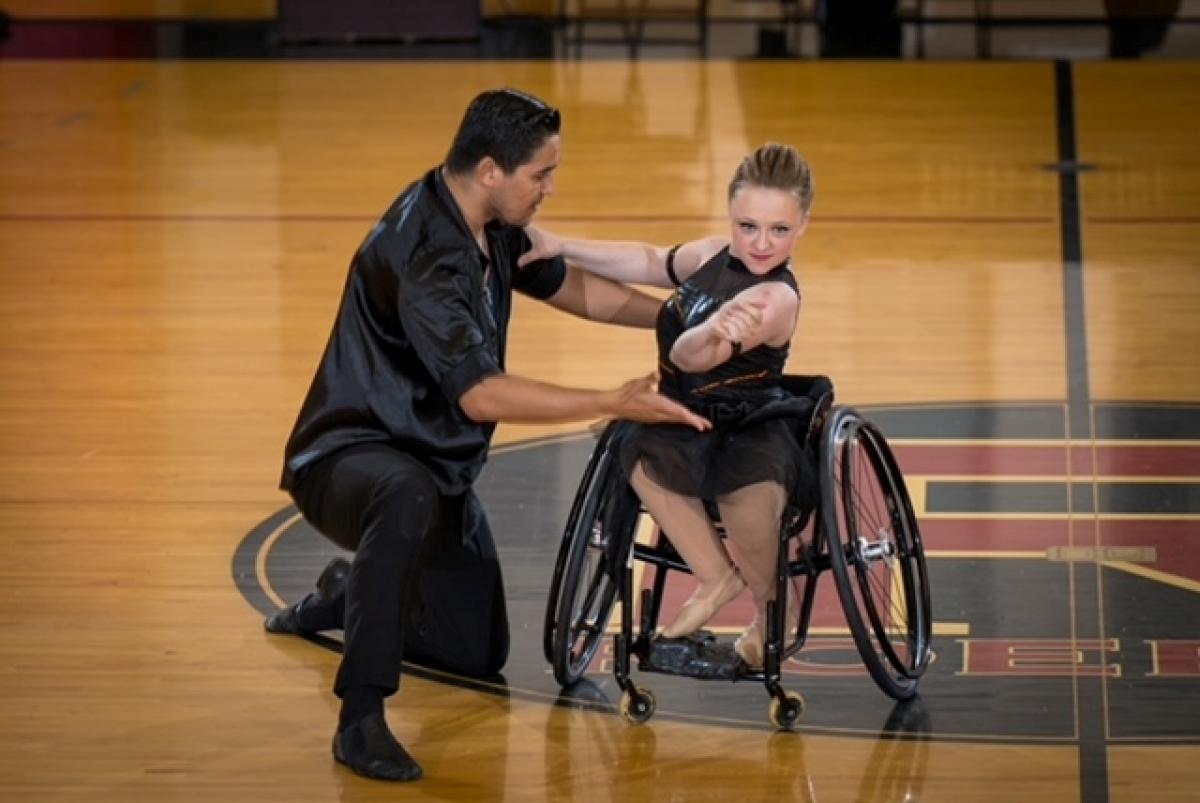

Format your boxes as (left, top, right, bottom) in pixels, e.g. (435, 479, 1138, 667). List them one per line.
(282, 168, 566, 494)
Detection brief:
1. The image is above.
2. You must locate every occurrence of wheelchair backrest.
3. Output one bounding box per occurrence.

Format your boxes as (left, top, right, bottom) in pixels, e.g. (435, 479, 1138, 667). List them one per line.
(780, 374, 834, 449)
(737, 374, 834, 450)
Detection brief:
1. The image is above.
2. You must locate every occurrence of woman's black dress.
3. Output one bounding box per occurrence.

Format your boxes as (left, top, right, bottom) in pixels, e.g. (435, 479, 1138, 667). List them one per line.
(619, 246, 816, 505)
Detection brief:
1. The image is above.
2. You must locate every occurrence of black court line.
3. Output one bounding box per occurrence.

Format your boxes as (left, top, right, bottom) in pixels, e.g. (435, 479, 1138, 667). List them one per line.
(865, 403, 1067, 439)
(1094, 404, 1200, 439)
(1054, 59, 1108, 803)
(229, 504, 296, 617)
(1056, 61, 1091, 441)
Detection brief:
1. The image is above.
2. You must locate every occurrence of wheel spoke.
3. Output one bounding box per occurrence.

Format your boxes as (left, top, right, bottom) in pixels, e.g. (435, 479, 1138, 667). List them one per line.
(843, 421, 923, 674)
(552, 441, 628, 685)
(823, 407, 933, 696)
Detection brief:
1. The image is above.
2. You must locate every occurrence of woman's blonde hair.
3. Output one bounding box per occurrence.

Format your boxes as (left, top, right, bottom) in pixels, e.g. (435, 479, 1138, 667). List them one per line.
(727, 142, 814, 214)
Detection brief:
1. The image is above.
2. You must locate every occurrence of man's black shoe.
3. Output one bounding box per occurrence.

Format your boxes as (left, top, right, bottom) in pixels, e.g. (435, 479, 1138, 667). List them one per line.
(263, 599, 307, 634)
(264, 557, 351, 634)
(333, 713, 423, 782)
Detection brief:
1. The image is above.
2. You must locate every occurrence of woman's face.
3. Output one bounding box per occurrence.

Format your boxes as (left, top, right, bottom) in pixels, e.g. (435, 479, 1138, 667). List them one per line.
(727, 186, 808, 272)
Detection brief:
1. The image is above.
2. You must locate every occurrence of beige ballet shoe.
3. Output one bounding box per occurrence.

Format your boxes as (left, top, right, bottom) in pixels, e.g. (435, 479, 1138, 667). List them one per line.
(660, 567, 746, 639)
(735, 596, 796, 670)
(734, 616, 766, 669)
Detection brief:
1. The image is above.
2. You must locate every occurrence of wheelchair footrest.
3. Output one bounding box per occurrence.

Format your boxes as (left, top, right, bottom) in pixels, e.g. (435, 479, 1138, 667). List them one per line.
(639, 632, 748, 681)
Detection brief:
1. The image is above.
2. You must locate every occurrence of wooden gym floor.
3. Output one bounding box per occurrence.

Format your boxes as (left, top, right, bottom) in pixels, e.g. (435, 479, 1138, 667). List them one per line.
(1, 58, 1198, 801)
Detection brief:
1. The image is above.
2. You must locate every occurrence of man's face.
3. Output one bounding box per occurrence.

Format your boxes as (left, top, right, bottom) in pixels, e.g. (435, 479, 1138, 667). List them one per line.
(490, 135, 560, 227)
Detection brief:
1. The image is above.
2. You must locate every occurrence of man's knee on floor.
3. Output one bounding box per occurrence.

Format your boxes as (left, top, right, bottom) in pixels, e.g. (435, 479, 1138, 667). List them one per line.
(418, 623, 507, 679)
(453, 638, 509, 679)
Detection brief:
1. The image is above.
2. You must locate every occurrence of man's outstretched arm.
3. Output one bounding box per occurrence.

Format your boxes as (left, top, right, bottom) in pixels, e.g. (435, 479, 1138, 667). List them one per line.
(458, 372, 710, 431)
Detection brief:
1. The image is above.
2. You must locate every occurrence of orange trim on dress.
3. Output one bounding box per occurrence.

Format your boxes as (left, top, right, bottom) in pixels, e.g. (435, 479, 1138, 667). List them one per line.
(690, 370, 771, 396)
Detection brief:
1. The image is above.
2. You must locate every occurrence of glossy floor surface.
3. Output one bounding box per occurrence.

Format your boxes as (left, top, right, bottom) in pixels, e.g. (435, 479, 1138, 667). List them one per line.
(1, 59, 1198, 801)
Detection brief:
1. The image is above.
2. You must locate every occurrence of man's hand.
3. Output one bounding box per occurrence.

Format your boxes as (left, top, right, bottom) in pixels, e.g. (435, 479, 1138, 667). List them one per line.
(519, 225, 563, 268)
(610, 374, 711, 431)
(458, 372, 711, 430)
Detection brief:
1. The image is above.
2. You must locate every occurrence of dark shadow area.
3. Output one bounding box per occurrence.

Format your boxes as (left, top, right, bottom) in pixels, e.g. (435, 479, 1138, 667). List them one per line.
(1105, 0, 1182, 58)
(819, 0, 902, 58)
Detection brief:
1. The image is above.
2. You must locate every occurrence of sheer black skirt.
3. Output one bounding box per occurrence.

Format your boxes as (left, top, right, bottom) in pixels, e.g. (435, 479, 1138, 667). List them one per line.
(618, 401, 817, 507)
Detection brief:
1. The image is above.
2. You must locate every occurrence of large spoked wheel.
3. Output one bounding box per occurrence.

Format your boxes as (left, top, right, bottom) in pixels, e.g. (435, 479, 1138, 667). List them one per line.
(546, 424, 638, 687)
(543, 427, 614, 664)
(820, 406, 932, 700)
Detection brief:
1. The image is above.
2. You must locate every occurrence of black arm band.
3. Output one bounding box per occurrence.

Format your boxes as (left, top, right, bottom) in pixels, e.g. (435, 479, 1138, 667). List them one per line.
(514, 255, 568, 300)
(665, 244, 683, 287)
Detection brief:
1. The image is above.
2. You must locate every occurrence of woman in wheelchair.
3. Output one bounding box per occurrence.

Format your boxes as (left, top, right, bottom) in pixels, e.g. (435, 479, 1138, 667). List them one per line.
(523, 142, 816, 669)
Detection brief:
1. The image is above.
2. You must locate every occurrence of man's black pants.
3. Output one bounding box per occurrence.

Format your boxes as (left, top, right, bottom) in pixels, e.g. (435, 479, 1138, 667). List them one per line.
(289, 443, 510, 697)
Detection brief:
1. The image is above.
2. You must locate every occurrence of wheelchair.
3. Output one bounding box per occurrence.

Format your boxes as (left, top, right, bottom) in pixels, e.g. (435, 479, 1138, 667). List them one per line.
(543, 375, 932, 729)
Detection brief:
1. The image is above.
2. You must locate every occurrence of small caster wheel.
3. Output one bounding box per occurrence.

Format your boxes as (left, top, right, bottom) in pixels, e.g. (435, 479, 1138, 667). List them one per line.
(769, 690, 805, 730)
(620, 687, 656, 725)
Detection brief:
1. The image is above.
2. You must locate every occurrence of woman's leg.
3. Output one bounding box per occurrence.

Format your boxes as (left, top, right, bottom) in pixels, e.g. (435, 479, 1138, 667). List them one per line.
(629, 461, 744, 637)
(716, 480, 789, 667)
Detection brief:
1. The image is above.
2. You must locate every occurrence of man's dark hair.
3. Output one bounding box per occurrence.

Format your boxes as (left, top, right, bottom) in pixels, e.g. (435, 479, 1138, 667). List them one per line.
(445, 88, 561, 176)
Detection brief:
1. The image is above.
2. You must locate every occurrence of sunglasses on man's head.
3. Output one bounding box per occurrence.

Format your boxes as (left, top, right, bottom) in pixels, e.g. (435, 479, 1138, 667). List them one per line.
(499, 88, 561, 130)
(522, 106, 561, 129)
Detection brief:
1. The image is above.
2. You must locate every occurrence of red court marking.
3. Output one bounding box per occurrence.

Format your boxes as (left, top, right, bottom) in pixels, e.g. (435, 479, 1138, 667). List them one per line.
(1099, 520, 1200, 586)
(920, 518, 1070, 552)
(892, 445, 1067, 476)
(1079, 445, 1200, 477)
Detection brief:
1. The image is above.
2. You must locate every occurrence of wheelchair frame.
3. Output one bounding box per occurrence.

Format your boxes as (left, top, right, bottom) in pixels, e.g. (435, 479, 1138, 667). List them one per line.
(543, 375, 932, 729)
